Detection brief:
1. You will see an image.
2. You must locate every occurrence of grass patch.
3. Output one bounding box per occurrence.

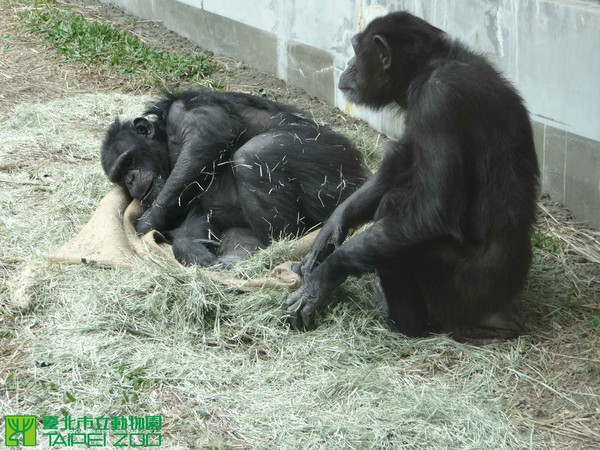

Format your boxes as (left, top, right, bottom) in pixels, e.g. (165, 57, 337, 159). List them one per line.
(532, 231, 563, 254)
(341, 123, 386, 169)
(6, 0, 219, 87)
(590, 312, 600, 330)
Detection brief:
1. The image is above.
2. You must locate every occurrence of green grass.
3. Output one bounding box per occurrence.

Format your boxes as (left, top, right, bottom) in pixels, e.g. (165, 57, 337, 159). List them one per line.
(8, 0, 219, 87)
(532, 231, 563, 254)
(590, 312, 600, 329)
(341, 123, 385, 169)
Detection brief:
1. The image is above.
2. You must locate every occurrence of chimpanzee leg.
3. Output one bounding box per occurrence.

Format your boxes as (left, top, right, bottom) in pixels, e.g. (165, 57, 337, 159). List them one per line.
(375, 262, 428, 337)
(171, 209, 221, 266)
(233, 133, 314, 244)
(232, 134, 303, 244)
(417, 254, 524, 342)
(232, 131, 368, 244)
(217, 227, 265, 268)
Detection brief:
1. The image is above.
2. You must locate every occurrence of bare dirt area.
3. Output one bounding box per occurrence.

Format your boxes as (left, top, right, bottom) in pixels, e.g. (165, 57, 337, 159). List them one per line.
(1, 1, 599, 448)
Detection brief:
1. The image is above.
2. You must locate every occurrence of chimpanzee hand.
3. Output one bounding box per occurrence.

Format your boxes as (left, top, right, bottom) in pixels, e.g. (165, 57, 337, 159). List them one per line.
(135, 206, 165, 235)
(297, 218, 346, 277)
(282, 280, 322, 330)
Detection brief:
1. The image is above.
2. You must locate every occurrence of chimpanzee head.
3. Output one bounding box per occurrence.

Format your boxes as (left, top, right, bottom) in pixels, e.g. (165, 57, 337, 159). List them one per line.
(338, 11, 444, 109)
(100, 117, 170, 208)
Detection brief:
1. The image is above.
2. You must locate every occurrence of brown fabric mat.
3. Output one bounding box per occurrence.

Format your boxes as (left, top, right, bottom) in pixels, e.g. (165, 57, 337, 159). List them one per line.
(49, 186, 317, 291)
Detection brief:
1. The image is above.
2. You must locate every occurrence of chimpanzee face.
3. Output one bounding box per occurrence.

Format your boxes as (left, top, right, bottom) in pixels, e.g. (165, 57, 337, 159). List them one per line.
(339, 13, 443, 110)
(100, 117, 170, 208)
(338, 30, 398, 109)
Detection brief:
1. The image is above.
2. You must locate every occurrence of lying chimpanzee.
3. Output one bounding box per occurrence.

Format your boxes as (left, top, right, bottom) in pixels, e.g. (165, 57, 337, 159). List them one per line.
(101, 90, 371, 266)
(283, 12, 539, 342)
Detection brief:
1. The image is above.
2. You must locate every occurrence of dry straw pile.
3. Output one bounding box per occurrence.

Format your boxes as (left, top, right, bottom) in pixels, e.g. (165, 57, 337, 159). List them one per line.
(1, 94, 598, 448)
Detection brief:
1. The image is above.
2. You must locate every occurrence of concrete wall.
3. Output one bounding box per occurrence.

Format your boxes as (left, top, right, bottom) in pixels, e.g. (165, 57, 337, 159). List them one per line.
(103, 0, 600, 227)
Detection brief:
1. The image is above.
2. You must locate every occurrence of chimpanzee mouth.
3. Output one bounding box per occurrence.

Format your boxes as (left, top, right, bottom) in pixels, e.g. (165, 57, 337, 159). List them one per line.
(140, 180, 156, 207)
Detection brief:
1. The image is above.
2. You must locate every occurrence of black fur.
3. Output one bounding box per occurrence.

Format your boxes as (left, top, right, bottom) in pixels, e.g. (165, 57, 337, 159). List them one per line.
(283, 12, 539, 342)
(101, 90, 371, 266)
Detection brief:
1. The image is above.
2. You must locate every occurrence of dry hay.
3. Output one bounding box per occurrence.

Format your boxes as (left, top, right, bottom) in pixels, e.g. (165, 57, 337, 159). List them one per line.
(1, 94, 598, 449)
(538, 203, 600, 265)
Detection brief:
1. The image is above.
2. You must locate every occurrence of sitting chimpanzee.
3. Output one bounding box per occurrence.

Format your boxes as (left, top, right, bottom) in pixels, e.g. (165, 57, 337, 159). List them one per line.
(283, 12, 539, 342)
(101, 90, 371, 266)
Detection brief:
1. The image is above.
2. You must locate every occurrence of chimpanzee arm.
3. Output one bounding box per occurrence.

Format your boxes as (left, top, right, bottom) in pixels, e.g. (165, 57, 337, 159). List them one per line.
(136, 105, 244, 234)
(298, 143, 411, 276)
(297, 174, 382, 275)
(284, 217, 408, 329)
(285, 127, 467, 329)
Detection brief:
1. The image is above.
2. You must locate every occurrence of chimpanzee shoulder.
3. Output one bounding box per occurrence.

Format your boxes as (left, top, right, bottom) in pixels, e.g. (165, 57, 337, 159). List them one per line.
(144, 89, 302, 120)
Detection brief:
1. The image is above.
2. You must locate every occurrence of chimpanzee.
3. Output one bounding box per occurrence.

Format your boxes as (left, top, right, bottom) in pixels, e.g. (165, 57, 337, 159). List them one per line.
(101, 90, 371, 266)
(282, 12, 539, 342)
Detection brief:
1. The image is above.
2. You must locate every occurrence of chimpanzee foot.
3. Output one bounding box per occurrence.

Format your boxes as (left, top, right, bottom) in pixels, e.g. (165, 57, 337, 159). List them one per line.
(216, 254, 244, 268)
(282, 284, 321, 331)
(172, 238, 219, 267)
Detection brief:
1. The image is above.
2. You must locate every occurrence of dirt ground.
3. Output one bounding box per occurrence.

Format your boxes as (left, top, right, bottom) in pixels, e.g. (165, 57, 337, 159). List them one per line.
(1, 0, 599, 448)
(0, 0, 357, 126)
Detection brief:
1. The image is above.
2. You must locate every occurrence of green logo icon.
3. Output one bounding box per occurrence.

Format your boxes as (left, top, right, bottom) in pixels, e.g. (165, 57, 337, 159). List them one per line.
(5, 416, 37, 447)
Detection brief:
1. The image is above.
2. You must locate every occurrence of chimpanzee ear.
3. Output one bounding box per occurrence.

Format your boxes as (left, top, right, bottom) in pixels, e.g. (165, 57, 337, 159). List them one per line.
(133, 117, 155, 138)
(373, 35, 393, 71)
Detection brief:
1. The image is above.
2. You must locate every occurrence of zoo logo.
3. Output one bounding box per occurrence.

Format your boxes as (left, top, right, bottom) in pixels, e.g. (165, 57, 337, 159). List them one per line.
(4, 416, 37, 447)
